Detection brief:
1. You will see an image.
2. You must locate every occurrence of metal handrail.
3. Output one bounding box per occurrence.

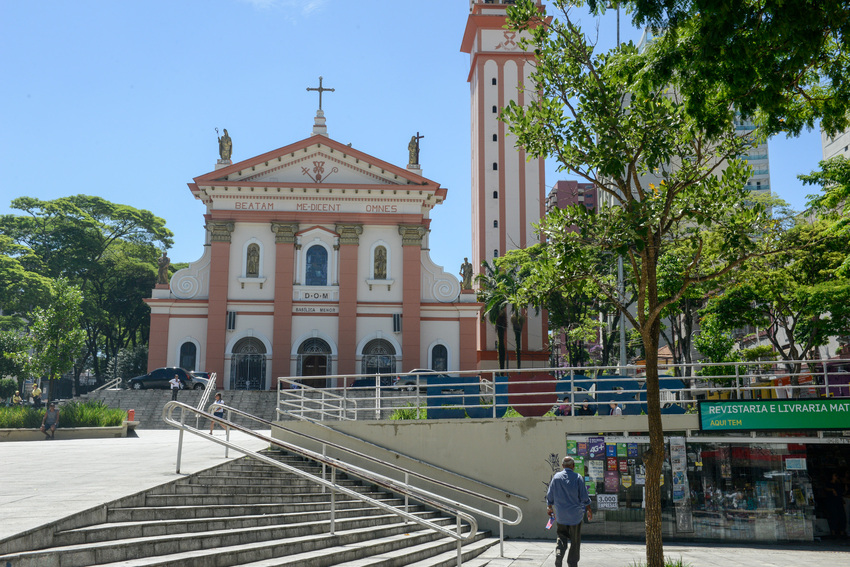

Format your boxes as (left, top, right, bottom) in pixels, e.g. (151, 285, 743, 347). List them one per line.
(278, 378, 358, 421)
(194, 372, 217, 429)
(91, 376, 122, 393)
(273, 358, 850, 418)
(162, 401, 483, 566)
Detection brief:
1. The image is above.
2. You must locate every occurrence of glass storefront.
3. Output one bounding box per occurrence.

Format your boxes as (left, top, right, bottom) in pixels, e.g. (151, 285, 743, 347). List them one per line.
(566, 435, 848, 542)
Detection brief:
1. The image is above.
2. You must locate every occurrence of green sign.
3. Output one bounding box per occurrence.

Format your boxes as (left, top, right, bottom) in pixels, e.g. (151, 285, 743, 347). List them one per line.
(699, 399, 850, 431)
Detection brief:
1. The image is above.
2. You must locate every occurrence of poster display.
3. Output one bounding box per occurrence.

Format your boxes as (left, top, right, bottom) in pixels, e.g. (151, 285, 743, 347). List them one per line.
(605, 471, 620, 493)
(588, 437, 605, 459)
(597, 494, 618, 509)
(587, 459, 604, 481)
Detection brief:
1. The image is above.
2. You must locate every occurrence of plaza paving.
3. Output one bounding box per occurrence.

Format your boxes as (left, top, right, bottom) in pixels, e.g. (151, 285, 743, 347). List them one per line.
(1, 430, 847, 565)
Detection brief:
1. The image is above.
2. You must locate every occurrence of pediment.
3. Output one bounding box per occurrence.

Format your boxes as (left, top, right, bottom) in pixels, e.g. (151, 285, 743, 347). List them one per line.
(194, 135, 438, 190)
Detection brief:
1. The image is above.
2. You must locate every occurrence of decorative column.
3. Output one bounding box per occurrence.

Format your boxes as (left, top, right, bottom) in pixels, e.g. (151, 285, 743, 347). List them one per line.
(335, 224, 362, 375)
(399, 224, 426, 371)
(270, 222, 298, 384)
(205, 221, 234, 388)
(147, 313, 169, 371)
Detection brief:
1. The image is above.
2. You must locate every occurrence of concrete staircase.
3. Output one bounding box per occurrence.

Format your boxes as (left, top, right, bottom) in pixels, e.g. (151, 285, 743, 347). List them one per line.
(79, 388, 415, 428)
(0, 449, 499, 566)
(79, 389, 281, 429)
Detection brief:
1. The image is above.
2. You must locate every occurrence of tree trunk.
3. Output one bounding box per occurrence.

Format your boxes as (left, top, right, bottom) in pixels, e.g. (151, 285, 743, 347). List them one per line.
(642, 326, 665, 567)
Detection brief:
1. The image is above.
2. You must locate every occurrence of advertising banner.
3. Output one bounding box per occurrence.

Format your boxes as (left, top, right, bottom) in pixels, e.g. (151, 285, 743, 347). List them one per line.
(699, 399, 850, 431)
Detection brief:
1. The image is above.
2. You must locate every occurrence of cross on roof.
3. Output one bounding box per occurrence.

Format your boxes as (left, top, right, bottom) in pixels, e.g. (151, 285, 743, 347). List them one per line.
(307, 76, 335, 111)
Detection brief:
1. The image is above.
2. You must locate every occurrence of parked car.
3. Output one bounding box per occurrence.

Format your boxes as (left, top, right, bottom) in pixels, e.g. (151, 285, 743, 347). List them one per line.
(350, 375, 397, 389)
(192, 372, 211, 389)
(128, 368, 202, 390)
(396, 369, 449, 392)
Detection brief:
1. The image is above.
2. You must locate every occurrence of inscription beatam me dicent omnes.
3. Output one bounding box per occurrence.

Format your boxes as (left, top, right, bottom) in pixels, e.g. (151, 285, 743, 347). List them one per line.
(232, 201, 400, 213)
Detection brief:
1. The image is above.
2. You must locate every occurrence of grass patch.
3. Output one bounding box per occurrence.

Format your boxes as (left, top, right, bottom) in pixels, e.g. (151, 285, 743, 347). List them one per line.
(0, 400, 126, 428)
(390, 403, 426, 420)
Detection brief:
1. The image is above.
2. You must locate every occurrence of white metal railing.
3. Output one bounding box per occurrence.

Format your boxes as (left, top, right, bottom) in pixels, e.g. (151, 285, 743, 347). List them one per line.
(91, 376, 122, 393)
(277, 378, 358, 421)
(272, 358, 850, 420)
(162, 401, 522, 565)
(194, 372, 217, 429)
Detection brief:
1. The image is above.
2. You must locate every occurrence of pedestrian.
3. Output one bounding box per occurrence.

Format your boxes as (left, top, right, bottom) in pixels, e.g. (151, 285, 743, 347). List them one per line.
(12, 390, 23, 405)
(40, 402, 60, 440)
(575, 401, 595, 416)
(547, 456, 592, 567)
(553, 396, 571, 417)
(169, 374, 181, 401)
(31, 383, 42, 409)
(208, 393, 226, 434)
(609, 401, 622, 416)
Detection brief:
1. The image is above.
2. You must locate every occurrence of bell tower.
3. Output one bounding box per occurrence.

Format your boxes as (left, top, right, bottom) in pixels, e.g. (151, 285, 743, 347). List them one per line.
(461, 0, 549, 368)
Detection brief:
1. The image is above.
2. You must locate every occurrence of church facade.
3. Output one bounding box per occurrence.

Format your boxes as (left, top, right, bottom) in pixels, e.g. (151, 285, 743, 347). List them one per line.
(145, 110, 479, 389)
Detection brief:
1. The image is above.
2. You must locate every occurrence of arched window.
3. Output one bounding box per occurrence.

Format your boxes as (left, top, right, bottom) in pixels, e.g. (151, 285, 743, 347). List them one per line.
(246, 243, 260, 277)
(361, 339, 397, 382)
(179, 342, 196, 371)
(492, 105, 498, 113)
(492, 162, 498, 170)
(492, 134, 498, 142)
(494, 249, 499, 258)
(305, 245, 328, 286)
(493, 220, 498, 228)
(373, 245, 387, 279)
(493, 191, 498, 199)
(491, 78, 497, 85)
(431, 344, 448, 372)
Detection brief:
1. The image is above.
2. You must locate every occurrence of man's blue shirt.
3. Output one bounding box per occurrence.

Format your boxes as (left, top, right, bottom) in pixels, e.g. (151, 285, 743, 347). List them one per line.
(546, 467, 591, 526)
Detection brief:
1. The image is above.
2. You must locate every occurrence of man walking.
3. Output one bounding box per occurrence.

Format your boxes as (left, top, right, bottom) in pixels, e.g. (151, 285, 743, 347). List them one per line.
(547, 456, 592, 567)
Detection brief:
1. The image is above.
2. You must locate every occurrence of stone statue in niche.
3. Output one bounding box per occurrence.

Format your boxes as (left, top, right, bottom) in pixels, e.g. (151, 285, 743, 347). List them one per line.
(246, 244, 260, 277)
(374, 246, 387, 279)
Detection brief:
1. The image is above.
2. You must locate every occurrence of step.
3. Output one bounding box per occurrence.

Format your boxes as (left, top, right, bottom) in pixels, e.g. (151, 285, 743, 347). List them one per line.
(218, 523, 476, 567)
(2, 518, 456, 567)
(107, 497, 408, 522)
(53, 506, 432, 546)
(142, 489, 388, 507)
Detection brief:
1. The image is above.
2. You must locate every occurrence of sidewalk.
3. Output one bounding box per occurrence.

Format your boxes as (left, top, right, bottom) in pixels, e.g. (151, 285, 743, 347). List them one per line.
(1, 430, 847, 565)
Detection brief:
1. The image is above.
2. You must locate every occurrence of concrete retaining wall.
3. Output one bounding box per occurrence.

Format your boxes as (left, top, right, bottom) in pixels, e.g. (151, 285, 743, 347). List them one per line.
(0, 423, 129, 442)
(281, 414, 698, 539)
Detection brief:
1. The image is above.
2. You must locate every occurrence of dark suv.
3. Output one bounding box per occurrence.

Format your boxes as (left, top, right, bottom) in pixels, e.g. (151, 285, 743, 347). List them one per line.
(128, 367, 201, 390)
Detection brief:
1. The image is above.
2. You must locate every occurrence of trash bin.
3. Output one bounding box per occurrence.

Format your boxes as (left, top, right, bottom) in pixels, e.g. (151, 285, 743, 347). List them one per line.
(127, 409, 135, 421)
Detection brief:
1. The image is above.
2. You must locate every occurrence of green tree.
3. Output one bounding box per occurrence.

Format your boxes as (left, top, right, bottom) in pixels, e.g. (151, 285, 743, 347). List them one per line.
(0, 235, 52, 324)
(0, 195, 172, 390)
(611, 0, 850, 137)
(502, 2, 781, 564)
(25, 278, 86, 402)
(800, 156, 850, 276)
(701, 220, 850, 375)
(0, 328, 31, 389)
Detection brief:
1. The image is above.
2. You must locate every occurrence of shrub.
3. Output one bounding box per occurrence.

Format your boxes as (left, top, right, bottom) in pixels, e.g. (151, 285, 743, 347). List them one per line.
(390, 403, 426, 420)
(0, 400, 126, 428)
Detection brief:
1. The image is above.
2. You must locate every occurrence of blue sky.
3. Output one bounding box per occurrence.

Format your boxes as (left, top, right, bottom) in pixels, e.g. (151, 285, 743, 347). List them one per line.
(0, 0, 824, 275)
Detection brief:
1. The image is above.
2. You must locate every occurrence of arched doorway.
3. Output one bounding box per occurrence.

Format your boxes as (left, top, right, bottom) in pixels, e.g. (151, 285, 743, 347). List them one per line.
(361, 339, 397, 386)
(298, 338, 331, 388)
(230, 337, 267, 390)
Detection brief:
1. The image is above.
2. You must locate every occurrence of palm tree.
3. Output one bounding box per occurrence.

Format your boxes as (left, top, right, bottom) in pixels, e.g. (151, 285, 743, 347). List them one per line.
(477, 261, 509, 369)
